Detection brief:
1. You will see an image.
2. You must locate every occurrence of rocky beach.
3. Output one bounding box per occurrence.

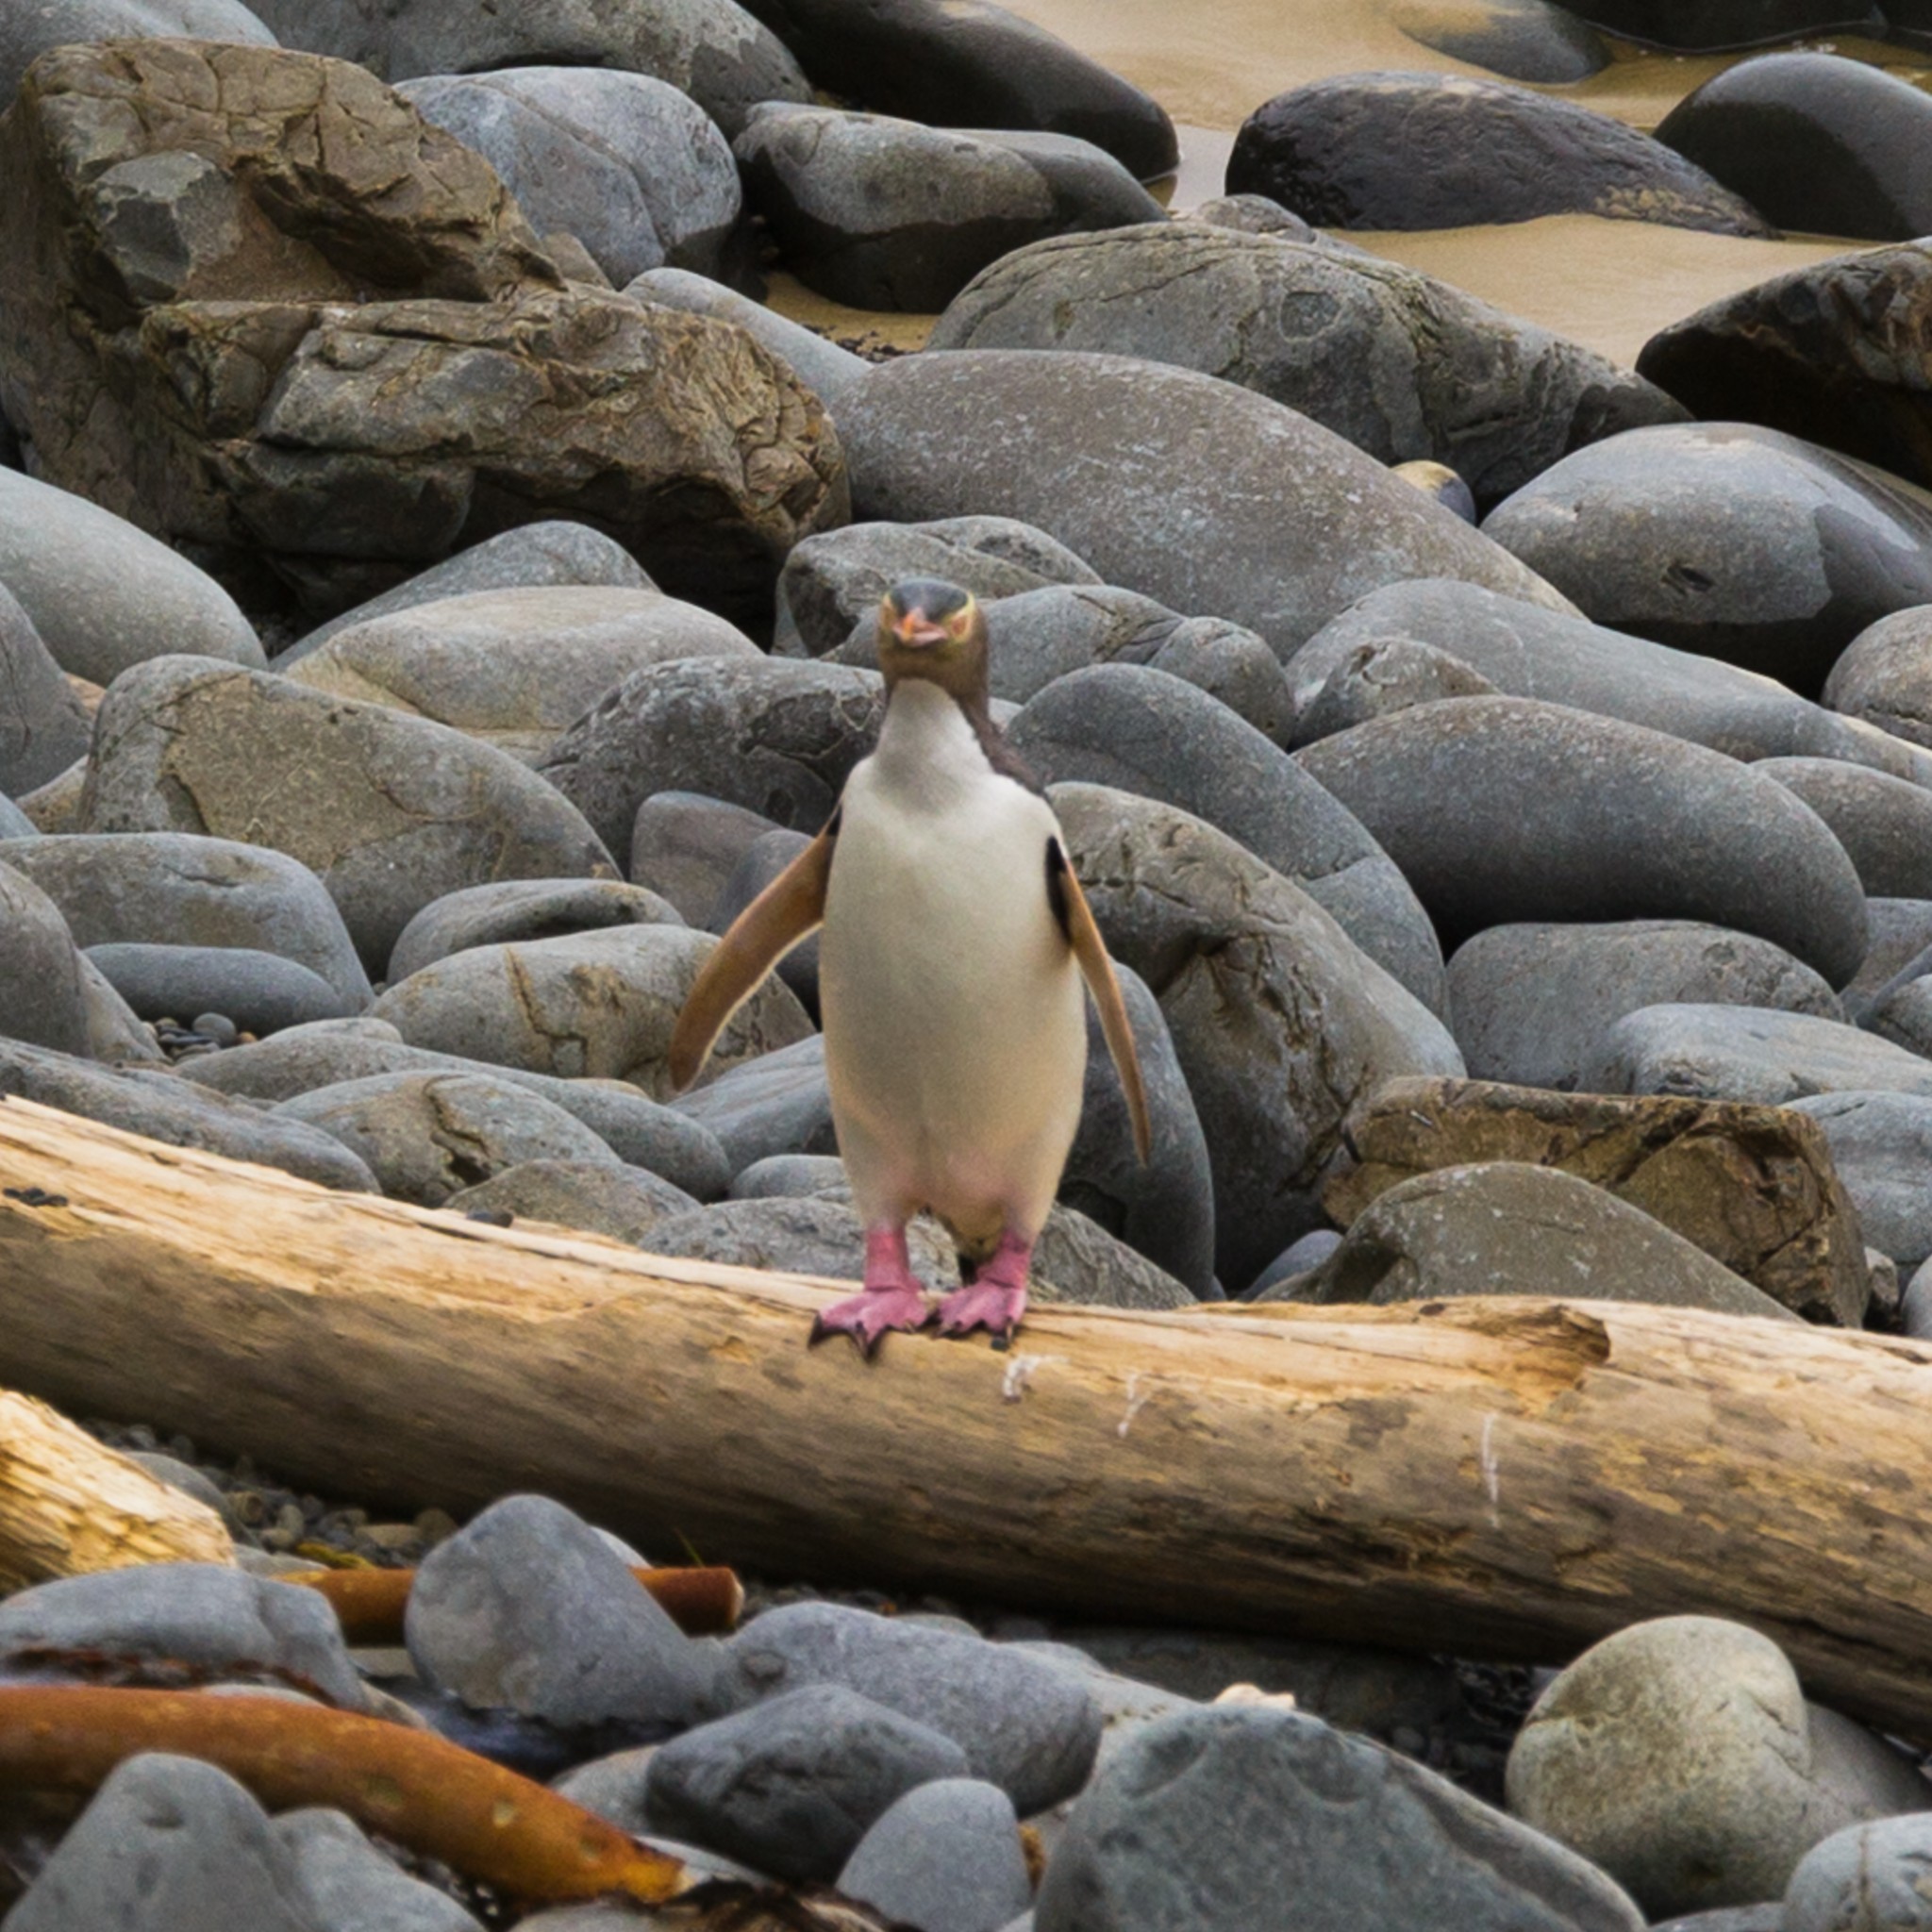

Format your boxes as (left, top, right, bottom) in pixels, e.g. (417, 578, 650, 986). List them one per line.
(8, 0, 1932, 1925)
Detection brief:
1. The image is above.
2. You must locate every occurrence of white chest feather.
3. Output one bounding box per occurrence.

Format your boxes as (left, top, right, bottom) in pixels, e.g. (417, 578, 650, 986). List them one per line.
(819, 681, 1086, 1238)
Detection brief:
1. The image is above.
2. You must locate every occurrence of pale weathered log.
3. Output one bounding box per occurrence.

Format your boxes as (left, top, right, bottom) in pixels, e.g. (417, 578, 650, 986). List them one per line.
(0, 1385, 232, 1589)
(5, 1093, 1932, 1740)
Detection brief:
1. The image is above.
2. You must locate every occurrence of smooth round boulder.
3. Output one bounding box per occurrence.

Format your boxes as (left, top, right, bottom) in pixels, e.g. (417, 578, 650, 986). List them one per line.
(836, 350, 1574, 661)
(669, 1033, 834, 1174)
(374, 925, 813, 1096)
(1482, 424, 1932, 696)
(1584, 1005, 1932, 1106)
(78, 658, 616, 974)
(1787, 1091, 1932, 1267)
(836, 1778, 1032, 1932)
(388, 877, 684, 985)
(284, 585, 759, 763)
(1009, 664, 1445, 1010)
(1507, 1617, 1928, 1919)
(725, 0, 1176, 178)
(1274, 1161, 1794, 1320)
(1036, 1706, 1645, 1932)
(1826, 607, 1932, 750)
(1785, 1816, 1932, 1932)
(1754, 756, 1932, 898)
(0, 470, 261, 684)
(1052, 782, 1463, 1287)
(1226, 71, 1768, 235)
(538, 658, 884, 873)
(1558, 0, 1875, 48)
(397, 68, 740, 286)
(0, 581, 91, 797)
(275, 1070, 621, 1206)
(1657, 54, 1932, 242)
(0, 0, 275, 107)
(0, 831, 372, 1008)
(445, 1158, 699, 1243)
(930, 223, 1682, 507)
(733, 104, 1163, 311)
(83, 942, 357, 1034)
(1287, 577, 1932, 782)
(1447, 922, 1841, 1091)
(1391, 0, 1609, 81)
(0, 860, 93, 1056)
(277, 521, 656, 670)
(1293, 697, 1869, 986)
(628, 792, 783, 924)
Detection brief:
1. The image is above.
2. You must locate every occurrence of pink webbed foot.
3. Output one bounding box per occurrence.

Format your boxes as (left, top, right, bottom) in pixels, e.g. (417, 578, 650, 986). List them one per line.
(936, 1230, 1032, 1348)
(808, 1224, 933, 1359)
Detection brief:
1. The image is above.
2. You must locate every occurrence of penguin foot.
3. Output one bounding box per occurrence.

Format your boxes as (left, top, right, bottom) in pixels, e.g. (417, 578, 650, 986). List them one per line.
(808, 1284, 933, 1358)
(935, 1279, 1028, 1342)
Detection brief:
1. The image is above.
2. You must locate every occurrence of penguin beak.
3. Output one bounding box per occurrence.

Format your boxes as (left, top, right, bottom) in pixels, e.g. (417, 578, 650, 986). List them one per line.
(892, 610, 949, 650)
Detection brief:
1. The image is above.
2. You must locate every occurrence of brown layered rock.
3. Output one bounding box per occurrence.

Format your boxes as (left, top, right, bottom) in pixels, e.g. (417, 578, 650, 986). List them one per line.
(1325, 1076, 1867, 1326)
(0, 41, 845, 624)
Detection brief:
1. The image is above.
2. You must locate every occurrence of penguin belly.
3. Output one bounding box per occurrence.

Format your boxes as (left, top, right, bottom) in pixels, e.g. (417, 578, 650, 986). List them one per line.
(820, 768, 1087, 1258)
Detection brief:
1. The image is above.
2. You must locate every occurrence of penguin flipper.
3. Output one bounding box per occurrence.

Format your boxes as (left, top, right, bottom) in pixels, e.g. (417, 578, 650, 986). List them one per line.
(1047, 840, 1153, 1164)
(668, 818, 837, 1091)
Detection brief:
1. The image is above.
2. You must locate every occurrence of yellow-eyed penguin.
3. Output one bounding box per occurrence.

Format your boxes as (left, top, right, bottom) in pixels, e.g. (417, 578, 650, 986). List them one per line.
(668, 577, 1151, 1356)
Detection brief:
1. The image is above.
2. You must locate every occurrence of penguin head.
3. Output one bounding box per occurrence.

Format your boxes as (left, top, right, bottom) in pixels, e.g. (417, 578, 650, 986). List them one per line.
(876, 578, 988, 703)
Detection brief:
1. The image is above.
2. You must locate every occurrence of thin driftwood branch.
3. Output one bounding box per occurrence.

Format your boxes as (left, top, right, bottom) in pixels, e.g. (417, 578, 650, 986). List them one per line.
(6, 1094, 1932, 1740)
(0, 1385, 232, 1589)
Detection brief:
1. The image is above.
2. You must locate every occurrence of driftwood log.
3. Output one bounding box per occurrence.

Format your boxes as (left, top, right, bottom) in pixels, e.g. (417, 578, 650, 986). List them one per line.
(0, 1385, 231, 1588)
(5, 1094, 1932, 1739)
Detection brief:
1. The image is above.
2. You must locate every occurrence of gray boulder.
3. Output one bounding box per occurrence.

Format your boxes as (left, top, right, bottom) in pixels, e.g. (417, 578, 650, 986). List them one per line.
(628, 791, 785, 924)
(539, 658, 883, 871)
(389, 877, 685, 985)
(275, 1807, 482, 1931)
(374, 925, 813, 1095)
(836, 350, 1575, 660)
(930, 223, 1682, 506)
(179, 1026, 731, 1197)
(397, 68, 740, 286)
(726, 0, 1176, 178)
(406, 1493, 715, 1729)
(1787, 1091, 1932, 1267)
(1011, 664, 1444, 1009)
(837, 1779, 1033, 1932)
(644, 1682, 970, 1884)
(1585, 1005, 1932, 1105)
(278, 521, 656, 669)
(1824, 605, 1932, 752)
(1294, 697, 1870, 987)
(85, 942, 358, 1034)
(1035, 1705, 1645, 1932)
(1062, 964, 1215, 1298)
(625, 268, 870, 413)
(1756, 755, 1932, 898)
(0, 832, 373, 1008)
(0, 1039, 376, 1190)
(1267, 1161, 1795, 1320)
(445, 1159, 699, 1243)
(716, 1600, 1103, 1815)
(1447, 921, 1841, 1091)
(734, 105, 1162, 310)
(283, 585, 758, 764)
(1843, 897, 1932, 1024)
(729, 1154, 846, 1198)
(1871, 973, 1932, 1056)
(2, 1754, 317, 1932)
(244, 0, 810, 137)
(1482, 424, 1932, 695)
(78, 658, 616, 974)
(778, 514, 1100, 658)
(1226, 69, 1767, 236)
(0, 581, 91, 798)
(274, 1070, 622, 1206)
(75, 955, 166, 1064)
(0, 0, 275, 107)
(670, 1033, 835, 1173)
(708, 828, 819, 1016)
(1053, 782, 1464, 1288)
(0, 1563, 366, 1707)
(1288, 577, 1932, 783)
(1785, 1815, 1932, 1931)
(0, 860, 93, 1056)
(1507, 1616, 1928, 1919)
(1395, 0, 1608, 81)
(0, 469, 261, 686)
